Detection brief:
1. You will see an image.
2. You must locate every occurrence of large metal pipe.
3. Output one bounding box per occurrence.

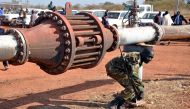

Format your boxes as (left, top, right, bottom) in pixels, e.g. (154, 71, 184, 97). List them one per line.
(0, 9, 190, 75)
(118, 24, 190, 46)
(161, 25, 190, 40)
(118, 26, 157, 45)
(0, 11, 116, 75)
(0, 35, 18, 61)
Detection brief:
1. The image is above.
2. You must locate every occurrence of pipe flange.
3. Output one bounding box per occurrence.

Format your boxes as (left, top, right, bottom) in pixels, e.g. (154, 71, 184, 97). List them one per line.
(148, 23, 164, 44)
(107, 26, 119, 52)
(75, 12, 106, 68)
(6, 29, 28, 65)
(33, 12, 48, 26)
(37, 12, 75, 74)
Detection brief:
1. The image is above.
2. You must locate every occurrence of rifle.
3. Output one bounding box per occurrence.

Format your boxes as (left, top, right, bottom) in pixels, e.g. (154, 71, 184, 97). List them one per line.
(119, 47, 142, 100)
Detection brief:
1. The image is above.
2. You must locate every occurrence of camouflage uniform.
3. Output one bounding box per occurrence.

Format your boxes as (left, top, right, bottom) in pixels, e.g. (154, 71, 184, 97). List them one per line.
(106, 52, 144, 101)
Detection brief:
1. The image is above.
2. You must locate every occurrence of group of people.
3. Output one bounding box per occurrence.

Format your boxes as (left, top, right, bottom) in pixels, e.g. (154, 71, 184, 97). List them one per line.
(17, 8, 38, 28)
(154, 11, 189, 26)
(18, 7, 27, 28)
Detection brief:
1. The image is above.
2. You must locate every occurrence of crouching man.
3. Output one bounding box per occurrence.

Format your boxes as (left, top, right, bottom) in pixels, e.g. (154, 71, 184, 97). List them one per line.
(106, 47, 154, 108)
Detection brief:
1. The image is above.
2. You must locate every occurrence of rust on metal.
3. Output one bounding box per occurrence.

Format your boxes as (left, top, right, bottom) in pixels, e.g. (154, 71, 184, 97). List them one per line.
(5, 10, 116, 75)
(76, 46, 102, 51)
(66, 16, 90, 20)
(69, 20, 95, 25)
(65, 2, 72, 15)
(72, 25, 98, 30)
(74, 31, 101, 36)
(161, 25, 190, 40)
(73, 57, 98, 64)
(74, 52, 100, 59)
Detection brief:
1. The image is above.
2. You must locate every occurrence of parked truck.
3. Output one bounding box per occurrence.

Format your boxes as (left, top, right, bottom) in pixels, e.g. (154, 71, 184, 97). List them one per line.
(123, 3, 153, 18)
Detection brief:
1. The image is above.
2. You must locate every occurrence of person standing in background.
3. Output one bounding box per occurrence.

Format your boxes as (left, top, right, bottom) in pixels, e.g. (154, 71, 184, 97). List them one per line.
(173, 11, 188, 25)
(0, 8, 4, 25)
(48, 1, 55, 11)
(153, 11, 162, 25)
(29, 10, 38, 27)
(162, 11, 173, 26)
(102, 10, 110, 28)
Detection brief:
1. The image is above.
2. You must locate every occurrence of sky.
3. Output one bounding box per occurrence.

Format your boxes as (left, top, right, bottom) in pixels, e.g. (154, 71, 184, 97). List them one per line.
(0, 0, 145, 6)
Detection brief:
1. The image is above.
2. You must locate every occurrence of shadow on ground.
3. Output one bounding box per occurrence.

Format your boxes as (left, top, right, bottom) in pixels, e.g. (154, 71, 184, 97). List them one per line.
(0, 79, 114, 109)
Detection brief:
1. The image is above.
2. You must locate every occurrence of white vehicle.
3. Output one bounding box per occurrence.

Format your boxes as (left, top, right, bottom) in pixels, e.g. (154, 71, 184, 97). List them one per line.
(72, 10, 79, 15)
(107, 11, 129, 28)
(138, 4, 154, 18)
(124, 4, 153, 18)
(57, 10, 78, 15)
(10, 9, 48, 27)
(139, 11, 164, 26)
(2, 11, 19, 24)
(79, 10, 106, 20)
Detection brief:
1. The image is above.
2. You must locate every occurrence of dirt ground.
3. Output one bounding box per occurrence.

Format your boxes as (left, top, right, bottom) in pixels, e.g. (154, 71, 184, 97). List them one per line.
(0, 41, 190, 109)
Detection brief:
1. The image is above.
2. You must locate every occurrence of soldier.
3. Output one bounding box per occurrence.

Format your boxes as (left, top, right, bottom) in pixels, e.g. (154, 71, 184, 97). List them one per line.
(48, 1, 55, 11)
(106, 46, 154, 108)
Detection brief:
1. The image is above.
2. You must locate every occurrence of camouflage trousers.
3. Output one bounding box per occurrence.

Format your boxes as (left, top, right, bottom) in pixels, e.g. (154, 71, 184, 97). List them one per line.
(105, 56, 144, 101)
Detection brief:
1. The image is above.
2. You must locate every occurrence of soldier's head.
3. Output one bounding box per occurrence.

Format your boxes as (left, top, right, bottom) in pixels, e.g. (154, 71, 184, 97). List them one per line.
(140, 47, 154, 64)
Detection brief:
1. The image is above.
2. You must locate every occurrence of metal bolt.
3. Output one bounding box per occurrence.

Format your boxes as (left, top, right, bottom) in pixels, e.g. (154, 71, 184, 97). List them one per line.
(114, 41, 117, 44)
(18, 60, 22, 63)
(64, 33, 69, 38)
(61, 26, 67, 31)
(57, 20, 63, 25)
(28, 51, 31, 55)
(48, 14, 53, 18)
(43, 13, 47, 17)
(20, 43, 24, 47)
(53, 16, 58, 21)
(65, 40, 71, 46)
(20, 52, 24, 56)
(65, 48, 71, 53)
(64, 56, 69, 60)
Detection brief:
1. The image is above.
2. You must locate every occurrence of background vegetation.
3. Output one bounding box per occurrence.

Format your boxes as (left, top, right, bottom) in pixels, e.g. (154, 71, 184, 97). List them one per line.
(145, 0, 190, 15)
(10, 0, 190, 15)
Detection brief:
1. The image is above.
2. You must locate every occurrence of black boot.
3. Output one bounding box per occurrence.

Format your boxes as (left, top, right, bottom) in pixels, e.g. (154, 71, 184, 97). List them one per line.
(3, 61, 9, 71)
(108, 96, 125, 109)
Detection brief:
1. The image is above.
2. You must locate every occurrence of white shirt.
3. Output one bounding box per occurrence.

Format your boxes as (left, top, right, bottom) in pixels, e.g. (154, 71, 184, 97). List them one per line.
(162, 14, 173, 26)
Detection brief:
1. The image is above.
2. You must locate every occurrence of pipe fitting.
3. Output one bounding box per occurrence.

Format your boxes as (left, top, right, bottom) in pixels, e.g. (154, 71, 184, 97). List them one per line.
(5, 29, 28, 65)
(149, 23, 164, 44)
